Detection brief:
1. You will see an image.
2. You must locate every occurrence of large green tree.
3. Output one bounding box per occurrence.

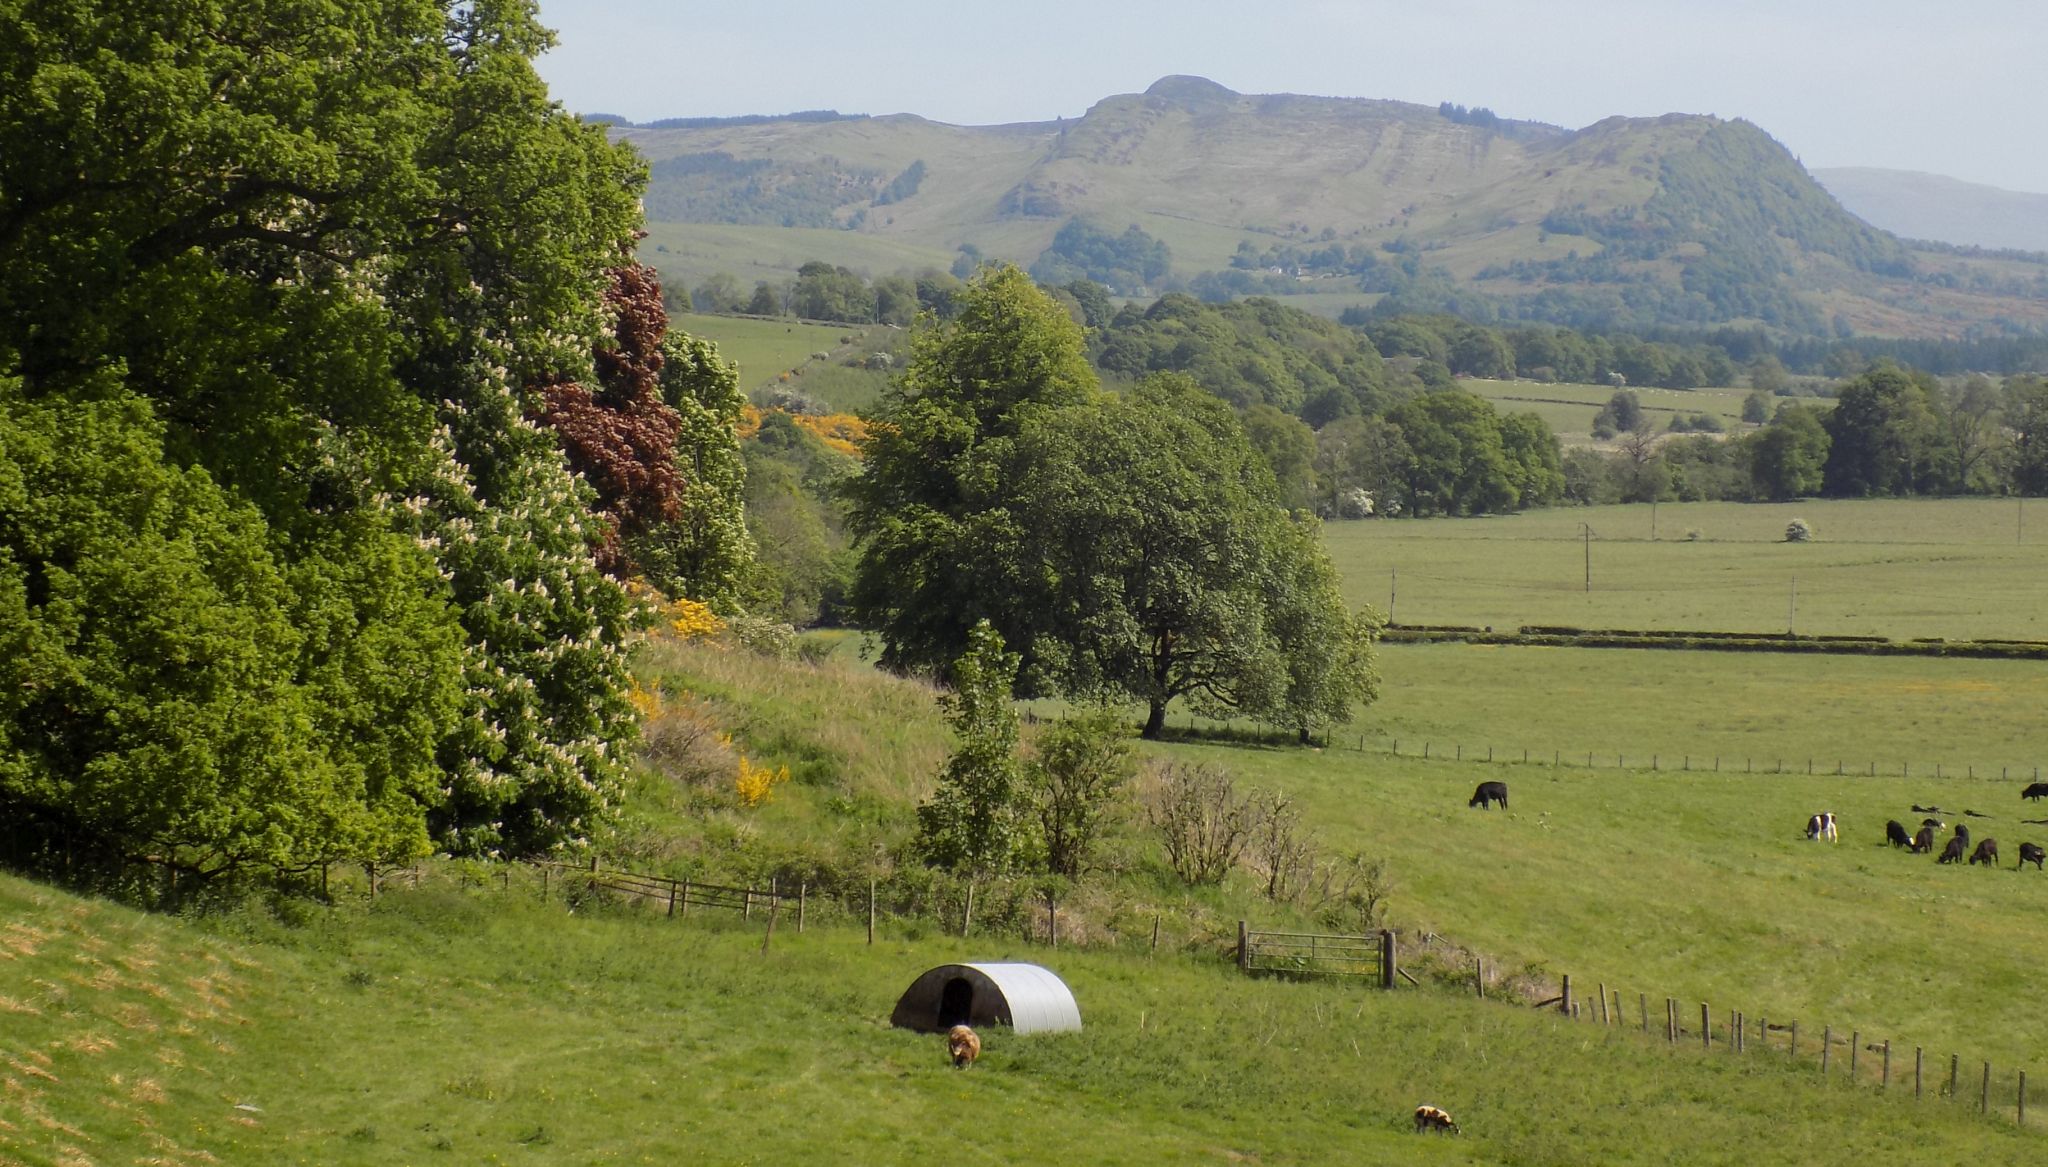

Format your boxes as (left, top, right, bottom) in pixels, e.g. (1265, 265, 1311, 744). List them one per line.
(1822, 362, 1948, 496)
(1748, 403, 1830, 500)
(0, 0, 655, 865)
(846, 263, 1095, 678)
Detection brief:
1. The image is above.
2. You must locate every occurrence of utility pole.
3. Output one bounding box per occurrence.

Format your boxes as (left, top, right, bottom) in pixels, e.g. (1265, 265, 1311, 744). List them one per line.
(1582, 523, 1592, 592)
(1389, 567, 1397, 623)
(1651, 498, 1657, 541)
(1789, 576, 1797, 635)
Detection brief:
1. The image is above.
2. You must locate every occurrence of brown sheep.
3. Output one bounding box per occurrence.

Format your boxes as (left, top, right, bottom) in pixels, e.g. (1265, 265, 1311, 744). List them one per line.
(947, 1024, 981, 1069)
(1414, 1104, 1460, 1134)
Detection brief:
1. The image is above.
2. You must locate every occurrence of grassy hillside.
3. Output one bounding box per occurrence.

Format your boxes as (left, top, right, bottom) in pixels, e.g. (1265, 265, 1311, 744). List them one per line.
(4, 863, 2041, 1167)
(1460, 379, 1768, 445)
(1324, 497, 2048, 640)
(613, 79, 2048, 338)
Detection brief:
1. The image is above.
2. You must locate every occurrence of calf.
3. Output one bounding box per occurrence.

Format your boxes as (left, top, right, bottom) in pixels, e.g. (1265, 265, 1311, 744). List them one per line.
(1469, 781, 1508, 810)
(1884, 820, 1910, 848)
(1413, 1105, 1460, 1135)
(1804, 812, 1837, 843)
(947, 1024, 981, 1069)
(1970, 838, 2000, 867)
(2025, 784, 2048, 801)
(2018, 843, 2045, 871)
(1911, 825, 1937, 854)
(1938, 834, 1968, 864)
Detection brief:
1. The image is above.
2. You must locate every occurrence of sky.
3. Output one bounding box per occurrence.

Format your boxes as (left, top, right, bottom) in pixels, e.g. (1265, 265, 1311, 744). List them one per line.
(532, 0, 2048, 194)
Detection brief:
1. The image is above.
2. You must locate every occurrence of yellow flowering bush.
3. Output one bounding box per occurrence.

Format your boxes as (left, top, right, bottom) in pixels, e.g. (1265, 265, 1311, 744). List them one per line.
(733, 753, 790, 807)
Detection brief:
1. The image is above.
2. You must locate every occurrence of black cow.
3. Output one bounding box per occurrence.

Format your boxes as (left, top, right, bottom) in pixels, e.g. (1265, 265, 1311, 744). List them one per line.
(1970, 838, 2000, 866)
(2024, 784, 2048, 801)
(1469, 781, 1508, 809)
(1884, 820, 1911, 848)
(1954, 824, 1972, 850)
(1911, 825, 1937, 854)
(1938, 835, 1967, 864)
(2018, 843, 2045, 871)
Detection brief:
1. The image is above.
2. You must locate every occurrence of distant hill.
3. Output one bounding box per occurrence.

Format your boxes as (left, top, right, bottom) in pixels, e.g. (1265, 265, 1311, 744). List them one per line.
(613, 78, 2048, 340)
(1812, 167, 2048, 253)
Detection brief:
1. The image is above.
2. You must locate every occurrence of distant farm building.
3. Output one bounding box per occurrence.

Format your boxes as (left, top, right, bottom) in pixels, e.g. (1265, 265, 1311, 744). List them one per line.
(889, 962, 1082, 1034)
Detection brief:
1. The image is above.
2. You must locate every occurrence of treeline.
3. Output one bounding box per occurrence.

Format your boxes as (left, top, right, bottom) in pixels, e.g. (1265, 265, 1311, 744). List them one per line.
(1564, 366, 2048, 504)
(1, 2, 753, 886)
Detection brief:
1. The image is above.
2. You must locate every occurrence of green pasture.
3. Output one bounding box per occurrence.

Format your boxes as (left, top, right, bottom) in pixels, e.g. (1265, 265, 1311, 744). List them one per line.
(1460, 378, 1770, 445)
(1198, 734, 2048, 1077)
(4, 867, 2039, 1167)
(1325, 497, 2048, 640)
(642, 221, 955, 290)
(1364, 643, 2048, 776)
(671, 312, 872, 393)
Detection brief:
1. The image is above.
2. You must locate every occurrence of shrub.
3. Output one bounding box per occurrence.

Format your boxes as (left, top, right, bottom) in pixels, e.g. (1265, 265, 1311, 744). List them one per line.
(1786, 517, 1814, 542)
(1146, 761, 1259, 885)
(1684, 528, 1703, 542)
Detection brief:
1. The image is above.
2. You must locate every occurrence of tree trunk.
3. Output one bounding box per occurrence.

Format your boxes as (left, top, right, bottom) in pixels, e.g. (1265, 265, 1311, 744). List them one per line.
(1143, 699, 1166, 740)
(1298, 725, 1311, 746)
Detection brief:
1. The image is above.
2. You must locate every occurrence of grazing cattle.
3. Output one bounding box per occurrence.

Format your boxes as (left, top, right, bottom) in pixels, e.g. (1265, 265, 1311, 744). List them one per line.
(1883, 819, 1910, 848)
(1804, 812, 1838, 843)
(1911, 825, 1937, 853)
(1954, 825, 1971, 850)
(2019, 843, 2045, 871)
(1468, 781, 1508, 810)
(1970, 839, 2000, 867)
(1921, 818, 1946, 830)
(1939, 835, 1968, 864)
(1413, 1105, 1460, 1135)
(947, 1024, 981, 1069)
(2025, 784, 2048, 801)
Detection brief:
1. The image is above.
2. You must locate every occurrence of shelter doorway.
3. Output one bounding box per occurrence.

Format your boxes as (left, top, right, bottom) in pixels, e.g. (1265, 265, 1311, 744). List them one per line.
(938, 977, 974, 1028)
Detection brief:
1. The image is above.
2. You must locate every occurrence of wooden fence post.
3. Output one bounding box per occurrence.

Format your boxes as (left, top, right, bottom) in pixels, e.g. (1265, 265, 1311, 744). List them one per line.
(1598, 982, 1609, 1025)
(1560, 974, 1571, 1015)
(1822, 1026, 1831, 1074)
(1046, 892, 1057, 949)
(1850, 1031, 1859, 1080)
(1916, 1046, 1923, 1099)
(1701, 1004, 1710, 1050)
(1790, 1021, 1797, 1058)
(1983, 1061, 1992, 1114)
(1639, 992, 1648, 1034)
(1734, 1011, 1743, 1053)
(1951, 1053, 1960, 1099)
(1613, 989, 1622, 1028)
(1151, 914, 1160, 954)
(1381, 929, 1397, 990)
(1238, 920, 1249, 972)
(1883, 1040, 1890, 1088)
(667, 881, 678, 919)
(760, 892, 777, 956)
(797, 882, 807, 933)
(1666, 998, 1676, 1043)
(681, 878, 691, 919)
(2021, 1070, 2028, 1126)
(744, 888, 753, 920)
(962, 882, 974, 938)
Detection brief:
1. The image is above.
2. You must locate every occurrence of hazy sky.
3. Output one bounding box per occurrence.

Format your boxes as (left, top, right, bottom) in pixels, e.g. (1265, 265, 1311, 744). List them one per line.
(533, 0, 2048, 194)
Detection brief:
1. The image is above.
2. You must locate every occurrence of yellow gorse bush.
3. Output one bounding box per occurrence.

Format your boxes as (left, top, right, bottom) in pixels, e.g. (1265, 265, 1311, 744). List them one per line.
(667, 597, 725, 641)
(733, 753, 790, 807)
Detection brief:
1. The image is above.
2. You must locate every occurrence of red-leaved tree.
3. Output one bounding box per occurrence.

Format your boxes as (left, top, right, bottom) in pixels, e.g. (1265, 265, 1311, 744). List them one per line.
(537, 262, 685, 575)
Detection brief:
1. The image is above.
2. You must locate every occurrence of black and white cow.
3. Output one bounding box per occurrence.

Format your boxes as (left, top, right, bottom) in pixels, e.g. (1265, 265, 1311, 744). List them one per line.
(1884, 820, 1911, 848)
(1804, 812, 1837, 843)
(1970, 838, 2000, 867)
(2018, 843, 2045, 871)
(1469, 781, 1508, 810)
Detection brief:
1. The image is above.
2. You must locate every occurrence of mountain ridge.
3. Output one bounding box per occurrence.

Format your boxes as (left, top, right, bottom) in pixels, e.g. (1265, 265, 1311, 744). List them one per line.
(613, 77, 2048, 340)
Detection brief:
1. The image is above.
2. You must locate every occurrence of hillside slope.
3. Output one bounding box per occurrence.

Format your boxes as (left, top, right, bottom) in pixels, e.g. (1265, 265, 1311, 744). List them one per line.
(614, 79, 2048, 339)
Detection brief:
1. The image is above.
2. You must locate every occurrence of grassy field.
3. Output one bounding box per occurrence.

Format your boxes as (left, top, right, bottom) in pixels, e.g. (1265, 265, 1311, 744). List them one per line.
(1362, 643, 2048, 776)
(1460, 379, 1765, 446)
(1325, 497, 2048, 640)
(5, 867, 2041, 1167)
(671, 312, 877, 394)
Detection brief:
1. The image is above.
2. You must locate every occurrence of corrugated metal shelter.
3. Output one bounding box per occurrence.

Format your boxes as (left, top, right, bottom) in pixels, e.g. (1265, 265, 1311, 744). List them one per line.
(889, 962, 1082, 1034)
